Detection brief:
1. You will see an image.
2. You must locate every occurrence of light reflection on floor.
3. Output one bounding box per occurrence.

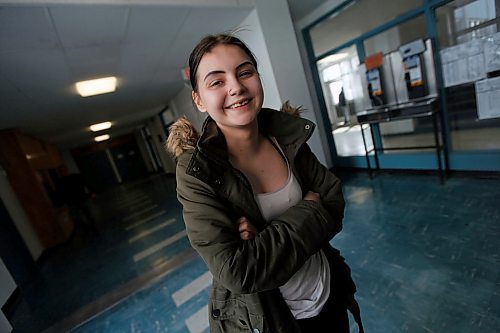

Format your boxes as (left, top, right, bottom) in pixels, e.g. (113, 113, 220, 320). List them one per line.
(6, 171, 500, 333)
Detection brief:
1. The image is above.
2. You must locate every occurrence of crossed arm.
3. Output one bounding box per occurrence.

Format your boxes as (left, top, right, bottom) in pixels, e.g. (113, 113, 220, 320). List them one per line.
(238, 190, 321, 240)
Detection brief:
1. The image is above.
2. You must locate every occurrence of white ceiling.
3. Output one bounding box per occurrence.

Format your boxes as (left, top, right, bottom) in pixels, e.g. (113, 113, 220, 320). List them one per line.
(0, 0, 328, 148)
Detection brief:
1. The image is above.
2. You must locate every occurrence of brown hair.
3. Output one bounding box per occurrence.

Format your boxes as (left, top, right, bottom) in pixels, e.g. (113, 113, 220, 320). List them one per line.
(188, 33, 258, 91)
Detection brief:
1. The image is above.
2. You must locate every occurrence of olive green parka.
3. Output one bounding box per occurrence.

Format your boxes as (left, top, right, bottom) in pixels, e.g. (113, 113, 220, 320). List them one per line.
(168, 107, 360, 333)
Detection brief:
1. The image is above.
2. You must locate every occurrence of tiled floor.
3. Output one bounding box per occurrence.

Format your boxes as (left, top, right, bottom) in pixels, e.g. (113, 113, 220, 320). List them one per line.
(7, 171, 500, 333)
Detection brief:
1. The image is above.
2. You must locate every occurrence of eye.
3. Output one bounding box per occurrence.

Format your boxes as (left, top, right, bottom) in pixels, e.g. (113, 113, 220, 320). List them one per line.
(239, 69, 254, 78)
(208, 80, 223, 88)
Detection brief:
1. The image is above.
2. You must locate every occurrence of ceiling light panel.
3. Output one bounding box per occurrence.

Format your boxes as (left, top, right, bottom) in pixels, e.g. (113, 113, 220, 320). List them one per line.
(76, 77, 116, 97)
(94, 134, 110, 142)
(90, 121, 112, 132)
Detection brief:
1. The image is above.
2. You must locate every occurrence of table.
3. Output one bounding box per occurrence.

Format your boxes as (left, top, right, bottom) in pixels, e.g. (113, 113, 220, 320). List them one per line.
(356, 97, 449, 183)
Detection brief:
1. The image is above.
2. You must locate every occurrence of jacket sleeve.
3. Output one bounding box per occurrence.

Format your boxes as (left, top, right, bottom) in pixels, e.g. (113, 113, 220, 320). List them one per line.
(295, 143, 345, 237)
(176, 153, 339, 295)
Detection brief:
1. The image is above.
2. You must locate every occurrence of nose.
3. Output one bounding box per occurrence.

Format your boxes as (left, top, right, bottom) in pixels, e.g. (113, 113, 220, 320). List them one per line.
(228, 77, 246, 96)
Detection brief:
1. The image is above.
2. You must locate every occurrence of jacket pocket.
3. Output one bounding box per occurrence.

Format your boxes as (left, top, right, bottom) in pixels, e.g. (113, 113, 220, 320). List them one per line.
(210, 298, 264, 333)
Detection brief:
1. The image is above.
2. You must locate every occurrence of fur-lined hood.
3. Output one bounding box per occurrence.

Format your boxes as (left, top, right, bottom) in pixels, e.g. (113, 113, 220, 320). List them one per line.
(165, 101, 304, 158)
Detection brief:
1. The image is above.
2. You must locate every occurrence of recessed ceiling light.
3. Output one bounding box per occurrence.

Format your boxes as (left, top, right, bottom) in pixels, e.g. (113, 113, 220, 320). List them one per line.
(76, 77, 117, 97)
(94, 134, 110, 142)
(90, 121, 112, 132)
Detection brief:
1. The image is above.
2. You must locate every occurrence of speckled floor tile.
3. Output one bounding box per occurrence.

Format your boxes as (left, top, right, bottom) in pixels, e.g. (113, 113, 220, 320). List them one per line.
(7, 171, 500, 333)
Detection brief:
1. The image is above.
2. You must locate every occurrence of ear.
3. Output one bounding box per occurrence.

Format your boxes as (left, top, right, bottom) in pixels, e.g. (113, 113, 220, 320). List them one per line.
(192, 91, 207, 113)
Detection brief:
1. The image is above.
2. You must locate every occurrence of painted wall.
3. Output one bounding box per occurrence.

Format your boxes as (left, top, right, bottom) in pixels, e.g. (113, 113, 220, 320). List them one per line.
(235, 10, 282, 110)
(0, 258, 16, 332)
(134, 130, 157, 173)
(0, 166, 43, 260)
(60, 149, 81, 174)
(147, 116, 176, 174)
(170, 85, 207, 133)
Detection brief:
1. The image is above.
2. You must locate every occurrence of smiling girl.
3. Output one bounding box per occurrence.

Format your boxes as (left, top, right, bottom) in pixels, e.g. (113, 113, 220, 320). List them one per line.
(167, 33, 362, 333)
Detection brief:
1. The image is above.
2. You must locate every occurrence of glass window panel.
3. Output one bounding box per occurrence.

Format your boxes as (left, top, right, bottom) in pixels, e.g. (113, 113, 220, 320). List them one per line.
(322, 64, 342, 81)
(436, 0, 500, 152)
(364, 15, 427, 55)
(328, 81, 343, 105)
(436, 0, 497, 48)
(317, 45, 366, 126)
(454, 0, 496, 31)
(457, 24, 497, 43)
(317, 45, 370, 157)
(362, 14, 436, 152)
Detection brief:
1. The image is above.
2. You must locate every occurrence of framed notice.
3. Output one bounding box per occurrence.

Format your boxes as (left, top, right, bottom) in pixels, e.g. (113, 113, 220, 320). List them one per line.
(484, 32, 500, 74)
(475, 76, 500, 120)
(440, 39, 486, 87)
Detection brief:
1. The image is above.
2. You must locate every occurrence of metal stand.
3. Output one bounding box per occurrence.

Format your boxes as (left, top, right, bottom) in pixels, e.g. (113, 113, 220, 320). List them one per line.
(357, 97, 448, 183)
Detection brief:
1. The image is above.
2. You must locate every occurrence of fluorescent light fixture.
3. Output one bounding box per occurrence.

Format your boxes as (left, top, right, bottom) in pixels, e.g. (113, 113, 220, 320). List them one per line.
(90, 121, 112, 132)
(76, 77, 117, 97)
(94, 134, 110, 142)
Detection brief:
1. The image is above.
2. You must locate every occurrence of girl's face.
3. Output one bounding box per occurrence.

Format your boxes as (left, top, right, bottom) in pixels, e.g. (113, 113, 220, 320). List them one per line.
(192, 44, 263, 132)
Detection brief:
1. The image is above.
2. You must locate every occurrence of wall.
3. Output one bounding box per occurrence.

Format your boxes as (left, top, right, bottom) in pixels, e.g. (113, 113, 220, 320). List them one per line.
(294, 0, 344, 31)
(60, 149, 81, 174)
(134, 130, 157, 173)
(306, 0, 422, 57)
(0, 166, 43, 260)
(0, 259, 16, 333)
(170, 85, 207, 132)
(235, 10, 282, 110)
(0, 129, 66, 249)
(146, 115, 176, 174)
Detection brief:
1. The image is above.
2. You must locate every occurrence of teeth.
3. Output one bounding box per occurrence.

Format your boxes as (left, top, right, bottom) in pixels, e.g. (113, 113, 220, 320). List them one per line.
(229, 99, 249, 109)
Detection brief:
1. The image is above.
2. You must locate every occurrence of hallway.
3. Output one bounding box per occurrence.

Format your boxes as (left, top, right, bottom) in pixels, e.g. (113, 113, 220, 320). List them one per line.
(6, 171, 500, 333)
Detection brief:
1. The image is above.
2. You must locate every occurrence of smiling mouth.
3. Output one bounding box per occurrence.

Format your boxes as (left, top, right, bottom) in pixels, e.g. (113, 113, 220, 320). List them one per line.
(227, 99, 251, 109)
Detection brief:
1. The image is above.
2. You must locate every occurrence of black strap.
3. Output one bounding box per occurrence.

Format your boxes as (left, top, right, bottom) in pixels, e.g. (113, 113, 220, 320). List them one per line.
(326, 246, 364, 333)
(346, 295, 364, 333)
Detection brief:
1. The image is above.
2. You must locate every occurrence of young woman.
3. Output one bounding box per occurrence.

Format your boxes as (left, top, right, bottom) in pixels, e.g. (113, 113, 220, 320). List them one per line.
(167, 33, 363, 333)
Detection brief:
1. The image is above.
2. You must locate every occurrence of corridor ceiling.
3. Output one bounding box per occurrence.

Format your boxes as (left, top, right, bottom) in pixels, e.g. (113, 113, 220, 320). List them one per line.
(0, 0, 328, 148)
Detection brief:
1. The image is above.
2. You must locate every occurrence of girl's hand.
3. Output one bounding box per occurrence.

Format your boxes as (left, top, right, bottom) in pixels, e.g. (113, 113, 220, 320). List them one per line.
(238, 217, 258, 240)
(304, 190, 321, 203)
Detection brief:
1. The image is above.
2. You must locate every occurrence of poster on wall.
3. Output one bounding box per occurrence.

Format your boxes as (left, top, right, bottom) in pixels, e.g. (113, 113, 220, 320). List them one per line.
(484, 32, 500, 74)
(440, 39, 486, 87)
(475, 76, 500, 120)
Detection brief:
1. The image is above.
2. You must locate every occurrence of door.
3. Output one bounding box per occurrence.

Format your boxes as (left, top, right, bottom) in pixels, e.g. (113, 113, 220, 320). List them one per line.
(73, 150, 119, 193)
(110, 140, 148, 183)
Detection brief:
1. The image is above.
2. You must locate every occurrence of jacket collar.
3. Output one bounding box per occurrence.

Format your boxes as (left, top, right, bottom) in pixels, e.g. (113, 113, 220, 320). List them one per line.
(196, 107, 315, 163)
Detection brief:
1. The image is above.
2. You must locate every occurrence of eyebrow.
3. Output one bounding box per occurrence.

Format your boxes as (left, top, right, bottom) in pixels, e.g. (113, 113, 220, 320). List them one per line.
(203, 61, 254, 82)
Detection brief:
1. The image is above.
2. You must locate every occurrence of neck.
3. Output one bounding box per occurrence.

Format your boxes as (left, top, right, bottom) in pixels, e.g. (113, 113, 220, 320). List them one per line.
(220, 122, 261, 161)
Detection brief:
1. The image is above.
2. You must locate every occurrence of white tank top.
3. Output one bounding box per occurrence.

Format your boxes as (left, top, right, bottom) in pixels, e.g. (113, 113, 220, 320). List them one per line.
(254, 138, 331, 319)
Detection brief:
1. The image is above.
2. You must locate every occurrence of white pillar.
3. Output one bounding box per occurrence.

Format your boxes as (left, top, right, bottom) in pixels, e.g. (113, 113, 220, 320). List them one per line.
(254, 0, 332, 167)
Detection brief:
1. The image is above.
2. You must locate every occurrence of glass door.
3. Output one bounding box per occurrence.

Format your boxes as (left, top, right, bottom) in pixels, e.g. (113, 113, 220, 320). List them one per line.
(316, 45, 373, 158)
